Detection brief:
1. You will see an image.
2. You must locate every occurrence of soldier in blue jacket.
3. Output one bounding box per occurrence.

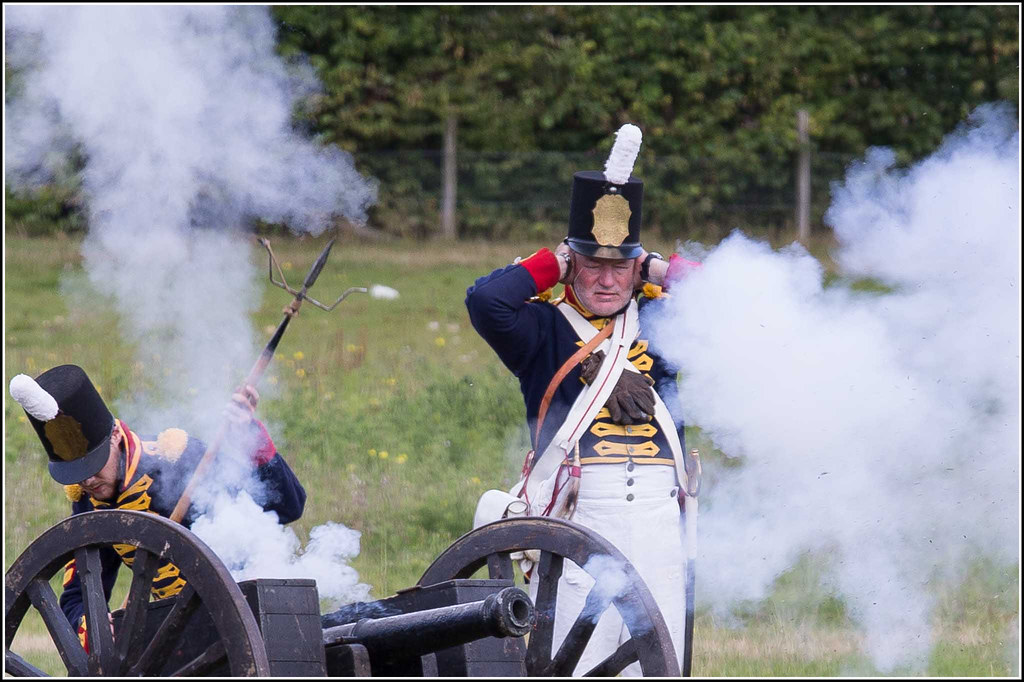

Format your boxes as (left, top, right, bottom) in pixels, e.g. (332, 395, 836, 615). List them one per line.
(10, 364, 306, 650)
(466, 125, 699, 675)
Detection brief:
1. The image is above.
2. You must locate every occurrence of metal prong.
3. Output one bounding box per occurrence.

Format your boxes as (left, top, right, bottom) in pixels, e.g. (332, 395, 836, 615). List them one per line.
(305, 287, 369, 312)
(258, 237, 298, 296)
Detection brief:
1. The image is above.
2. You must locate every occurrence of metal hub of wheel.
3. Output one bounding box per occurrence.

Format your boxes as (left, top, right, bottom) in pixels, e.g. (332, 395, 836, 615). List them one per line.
(5, 510, 269, 677)
(419, 517, 679, 677)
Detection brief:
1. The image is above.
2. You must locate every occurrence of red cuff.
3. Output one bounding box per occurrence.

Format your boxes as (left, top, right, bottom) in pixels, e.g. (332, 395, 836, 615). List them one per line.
(664, 254, 702, 290)
(250, 419, 277, 467)
(519, 248, 562, 292)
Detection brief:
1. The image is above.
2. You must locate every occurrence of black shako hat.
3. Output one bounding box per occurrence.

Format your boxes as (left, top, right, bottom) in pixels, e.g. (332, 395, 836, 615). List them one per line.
(566, 123, 645, 260)
(10, 364, 115, 485)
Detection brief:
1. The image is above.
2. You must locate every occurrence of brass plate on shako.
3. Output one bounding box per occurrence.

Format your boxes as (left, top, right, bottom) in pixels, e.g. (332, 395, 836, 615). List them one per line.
(44, 414, 90, 461)
(591, 194, 631, 247)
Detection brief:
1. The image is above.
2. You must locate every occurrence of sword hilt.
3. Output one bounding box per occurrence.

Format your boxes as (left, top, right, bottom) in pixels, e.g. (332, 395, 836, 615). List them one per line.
(684, 448, 701, 498)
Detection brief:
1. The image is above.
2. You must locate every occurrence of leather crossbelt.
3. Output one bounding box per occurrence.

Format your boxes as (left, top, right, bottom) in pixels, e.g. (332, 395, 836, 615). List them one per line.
(533, 318, 615, 447)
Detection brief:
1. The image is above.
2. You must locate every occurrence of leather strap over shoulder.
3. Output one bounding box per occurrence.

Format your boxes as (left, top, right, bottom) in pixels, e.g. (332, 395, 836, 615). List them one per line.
(512, 301, 640, 504)
(534, 319, 615, 444)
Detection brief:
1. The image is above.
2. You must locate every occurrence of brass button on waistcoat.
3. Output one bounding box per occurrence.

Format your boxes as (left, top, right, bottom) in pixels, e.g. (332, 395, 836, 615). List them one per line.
(626, 493, 635, 502)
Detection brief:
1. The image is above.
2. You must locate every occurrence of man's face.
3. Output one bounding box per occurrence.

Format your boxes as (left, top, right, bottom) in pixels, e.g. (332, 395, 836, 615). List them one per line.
(79, 431, 120, 501)
(572, 253, 639, 316)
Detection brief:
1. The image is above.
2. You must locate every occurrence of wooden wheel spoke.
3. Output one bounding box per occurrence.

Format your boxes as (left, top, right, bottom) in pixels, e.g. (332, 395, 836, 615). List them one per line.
(5, 650, 49, 677)
(74, 546, 116, 676)
(524, 550, 563, 674)
(547, 583, 612, 676)
(127, 583, 199, 677)
(583, 639, 639, 677)
(25, 578, 87, 676)
(6, 511, 270, 677)
(168, 640, 227, 677)
(115, 548, 160, 673)
(419, 518, 679, 677)
(485, 552, 514, 581)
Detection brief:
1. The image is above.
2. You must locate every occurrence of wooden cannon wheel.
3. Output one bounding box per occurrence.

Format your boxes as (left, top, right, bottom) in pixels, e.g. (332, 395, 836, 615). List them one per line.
(5, 510, 270, 677)
(419, 517, 679, 677)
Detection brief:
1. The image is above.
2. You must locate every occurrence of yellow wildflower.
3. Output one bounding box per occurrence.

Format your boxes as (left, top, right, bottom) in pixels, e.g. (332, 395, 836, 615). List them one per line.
(435, 337, 446, 347)
(385, 377, 397, 386)
(368, 448, 377, 457)
(346, 344, 357, 352)
(96, 385, 104, 395)
(470, 476, 481, 484)
(296, 368, 306, 379)
(379, 451, 389, 459)
(268, 376, 279, 386)
(293, 351, 304, 361)
(18, 415, 28, 423)
(283, 261, 293, 271)
(396, 454, 408, 464)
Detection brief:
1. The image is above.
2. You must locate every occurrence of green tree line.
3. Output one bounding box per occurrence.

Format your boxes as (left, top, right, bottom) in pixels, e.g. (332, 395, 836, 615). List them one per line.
(6, 5, 1018, 240)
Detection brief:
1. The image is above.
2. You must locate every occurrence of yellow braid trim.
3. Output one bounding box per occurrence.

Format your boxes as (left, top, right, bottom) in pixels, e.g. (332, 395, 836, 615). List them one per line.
(154, 428, 188, 462)
(642, 283, 664, 299)
(64, 484, 83, 502)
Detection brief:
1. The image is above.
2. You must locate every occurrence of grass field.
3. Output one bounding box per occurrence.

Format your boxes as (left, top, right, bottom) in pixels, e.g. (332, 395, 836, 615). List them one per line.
(3, 232, 1018, 676)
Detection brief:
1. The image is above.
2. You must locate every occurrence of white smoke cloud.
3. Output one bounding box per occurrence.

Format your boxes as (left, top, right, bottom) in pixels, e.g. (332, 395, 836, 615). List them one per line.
(6, 5, 377, 433)
(6, 6, 377, 601)
(647, 104, 1019, 671)
(191, 492, 372, 609)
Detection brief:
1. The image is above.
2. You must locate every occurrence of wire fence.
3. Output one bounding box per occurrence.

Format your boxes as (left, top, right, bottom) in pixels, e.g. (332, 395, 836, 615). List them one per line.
(354, 149, 861, 242)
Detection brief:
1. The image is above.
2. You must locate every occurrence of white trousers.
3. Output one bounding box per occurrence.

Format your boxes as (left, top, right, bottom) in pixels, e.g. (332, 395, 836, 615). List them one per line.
(531, 463, 686, 676)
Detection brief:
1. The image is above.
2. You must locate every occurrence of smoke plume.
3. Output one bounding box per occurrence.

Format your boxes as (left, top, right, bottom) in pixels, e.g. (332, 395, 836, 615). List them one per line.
(6, 6, 377, 601)
(190, 492, 372, 608)
(647, 104, 1019, 671)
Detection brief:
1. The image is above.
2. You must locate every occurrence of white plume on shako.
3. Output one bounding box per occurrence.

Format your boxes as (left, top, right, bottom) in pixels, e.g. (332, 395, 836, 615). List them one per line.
(8, 375, 60, 421)
(604, 123, 643, 185)
(646, 104, 1019, 672)
(6, 5, 382, 603)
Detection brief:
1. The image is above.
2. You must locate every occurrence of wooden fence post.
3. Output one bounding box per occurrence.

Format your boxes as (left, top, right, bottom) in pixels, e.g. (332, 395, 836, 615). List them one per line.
(441, 114, 458, 240)
(796, 109, 811, 246)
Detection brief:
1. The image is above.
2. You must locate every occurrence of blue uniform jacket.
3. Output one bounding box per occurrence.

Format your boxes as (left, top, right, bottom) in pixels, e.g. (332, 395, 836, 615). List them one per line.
(465, 261, 686, 467)
(58, 422, 305, 633)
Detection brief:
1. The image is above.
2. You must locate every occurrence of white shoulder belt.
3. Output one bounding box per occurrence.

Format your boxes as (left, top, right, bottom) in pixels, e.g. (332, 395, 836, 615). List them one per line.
(512, 300, 689, 502)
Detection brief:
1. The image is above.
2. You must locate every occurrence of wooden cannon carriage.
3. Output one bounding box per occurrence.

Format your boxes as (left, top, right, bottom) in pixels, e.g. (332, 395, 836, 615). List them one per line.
(5, 510, 678, 676)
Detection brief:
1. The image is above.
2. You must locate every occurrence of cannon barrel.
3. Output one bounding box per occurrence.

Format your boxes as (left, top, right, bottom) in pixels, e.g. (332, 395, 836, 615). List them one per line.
(322, 586, 533, 659)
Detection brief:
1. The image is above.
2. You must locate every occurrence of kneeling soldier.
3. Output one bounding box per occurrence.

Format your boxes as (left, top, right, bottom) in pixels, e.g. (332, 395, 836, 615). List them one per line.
(10, 364, 306, 650)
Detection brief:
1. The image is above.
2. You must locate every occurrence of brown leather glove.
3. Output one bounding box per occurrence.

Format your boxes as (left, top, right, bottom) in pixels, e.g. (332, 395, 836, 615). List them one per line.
(607, 370, 656, 424)
(580, 350, 605, 385)
(579, 351, 656, 424)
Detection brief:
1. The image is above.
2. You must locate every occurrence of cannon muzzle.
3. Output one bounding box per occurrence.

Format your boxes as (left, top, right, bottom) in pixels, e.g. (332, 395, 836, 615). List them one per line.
(322, 586, 533, 659)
